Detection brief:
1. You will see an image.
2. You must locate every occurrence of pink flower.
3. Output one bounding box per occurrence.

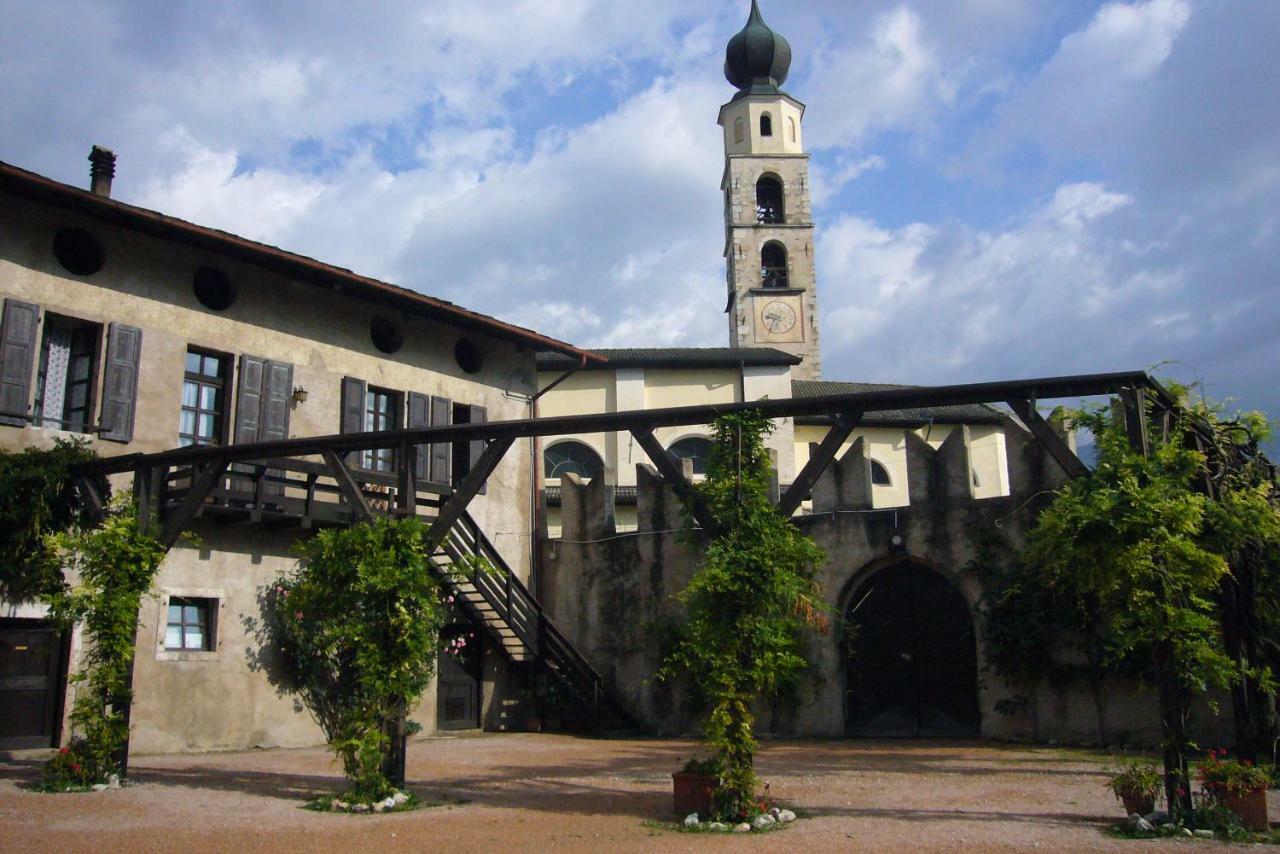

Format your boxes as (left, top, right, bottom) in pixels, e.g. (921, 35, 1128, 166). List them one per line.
(295, 611, 303, 620)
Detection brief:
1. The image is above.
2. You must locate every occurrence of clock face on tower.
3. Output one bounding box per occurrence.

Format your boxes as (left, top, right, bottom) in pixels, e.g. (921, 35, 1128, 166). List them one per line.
(761, 300, 796, 334)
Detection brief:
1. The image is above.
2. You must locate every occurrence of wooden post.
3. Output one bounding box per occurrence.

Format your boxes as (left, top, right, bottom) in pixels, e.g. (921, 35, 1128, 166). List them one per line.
(629, 428, 720, 536)
(776, 414, 860, 516)
(1007, 399, 1089, 480)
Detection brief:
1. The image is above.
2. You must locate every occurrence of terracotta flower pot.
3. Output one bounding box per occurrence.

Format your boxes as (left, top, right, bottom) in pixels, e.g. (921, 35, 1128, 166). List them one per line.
(1119, 792, 1155, 817)
(672, 772, 717, 817)
(1216, 785, 1269, 832)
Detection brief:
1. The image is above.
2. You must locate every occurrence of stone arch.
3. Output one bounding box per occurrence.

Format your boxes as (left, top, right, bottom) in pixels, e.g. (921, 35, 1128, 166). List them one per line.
(840, 557, 980, 738)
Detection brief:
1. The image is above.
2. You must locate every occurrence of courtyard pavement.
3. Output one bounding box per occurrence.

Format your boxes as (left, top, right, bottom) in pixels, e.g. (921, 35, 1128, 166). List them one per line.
(0, 733, 1270, 852)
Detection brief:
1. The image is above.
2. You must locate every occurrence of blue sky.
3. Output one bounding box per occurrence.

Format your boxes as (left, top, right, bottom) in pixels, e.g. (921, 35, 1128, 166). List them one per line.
(2, 0, 1278, 438)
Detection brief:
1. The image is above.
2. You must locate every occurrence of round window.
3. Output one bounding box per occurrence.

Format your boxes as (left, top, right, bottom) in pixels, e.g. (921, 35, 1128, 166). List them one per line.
(193, 267, 236, 311)
(52, 228, 104, 276)
(370, 315, 404, 354)
(454, 338, 484, 374)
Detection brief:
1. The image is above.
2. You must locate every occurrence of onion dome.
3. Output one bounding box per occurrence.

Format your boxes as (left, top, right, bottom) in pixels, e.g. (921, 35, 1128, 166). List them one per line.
(724, 0, 792, 94)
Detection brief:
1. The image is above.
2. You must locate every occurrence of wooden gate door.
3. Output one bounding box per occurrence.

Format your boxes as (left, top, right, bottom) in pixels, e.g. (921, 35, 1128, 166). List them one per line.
(845, 564, 980, 738)
(0, 619, 67, 749)
(437, 625, 481, 731)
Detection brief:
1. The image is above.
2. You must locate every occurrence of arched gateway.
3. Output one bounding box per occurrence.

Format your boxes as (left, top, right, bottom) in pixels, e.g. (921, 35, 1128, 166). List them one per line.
(844, 562, 980, 738)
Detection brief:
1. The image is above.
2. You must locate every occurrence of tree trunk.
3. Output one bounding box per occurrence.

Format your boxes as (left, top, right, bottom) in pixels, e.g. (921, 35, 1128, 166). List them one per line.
(1154, 639, 1193, 821)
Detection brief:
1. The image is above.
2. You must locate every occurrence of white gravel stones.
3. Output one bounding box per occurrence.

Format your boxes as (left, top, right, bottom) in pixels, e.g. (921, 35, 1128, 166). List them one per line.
(777, 809, 796, 823)
(392, 792, 409, 806)
(1194, 830, 1215, 839)
(752, 814, 776, 830)
(683, 813, 700, 828)
(707, 822, 730, 832)
(732, 823, 752, 833)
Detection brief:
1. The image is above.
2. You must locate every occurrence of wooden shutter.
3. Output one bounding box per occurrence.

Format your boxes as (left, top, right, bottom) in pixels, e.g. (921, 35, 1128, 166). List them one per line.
(407, 392, 430, 482)
(99, 323, 142, 442)
(259, 361, 293, 444)
(0, 299, 38, 426)
(234, 356, 266, 443)
(340, 376, 367, 466)
(469, 404, 488, 495)
(429, 396, 451, 485)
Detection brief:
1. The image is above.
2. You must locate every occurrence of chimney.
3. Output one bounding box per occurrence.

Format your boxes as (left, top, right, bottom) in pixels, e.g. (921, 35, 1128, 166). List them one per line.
(88, 145, 116, 197)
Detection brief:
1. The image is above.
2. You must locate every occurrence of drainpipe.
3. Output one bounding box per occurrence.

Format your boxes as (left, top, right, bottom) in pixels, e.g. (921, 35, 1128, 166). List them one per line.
(528, 354, 588, 601)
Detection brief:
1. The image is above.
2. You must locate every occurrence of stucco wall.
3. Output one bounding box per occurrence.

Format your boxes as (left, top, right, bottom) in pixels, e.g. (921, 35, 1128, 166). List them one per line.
(539, 416, 1234, 747)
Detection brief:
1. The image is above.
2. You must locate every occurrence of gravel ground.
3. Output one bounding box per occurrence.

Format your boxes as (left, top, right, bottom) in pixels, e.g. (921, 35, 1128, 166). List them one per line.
(0, 734, 1272, 852)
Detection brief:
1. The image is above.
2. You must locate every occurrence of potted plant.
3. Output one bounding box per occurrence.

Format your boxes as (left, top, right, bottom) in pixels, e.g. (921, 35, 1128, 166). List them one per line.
(1198, 749, 1271, 831)
(672, 757, 720, 817)
(1106, 760, 1161, 816)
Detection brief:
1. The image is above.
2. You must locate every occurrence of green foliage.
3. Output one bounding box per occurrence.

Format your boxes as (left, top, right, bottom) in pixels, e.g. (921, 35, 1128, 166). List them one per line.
(1197, 749, 1272, 796)
(1107, 759, 1162, 801)
(266, 515, 450, 802)
(0, 438, 104, 602)
(39, 504, 166, 790)
(657, 410, 826, 822)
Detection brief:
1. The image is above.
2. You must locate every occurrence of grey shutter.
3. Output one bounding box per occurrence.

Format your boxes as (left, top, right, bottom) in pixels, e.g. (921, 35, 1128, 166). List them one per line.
(429, 396, 451, 485)
(340, 376, 367, 466)
(407, 392, 430, 482)
(234, 356, 266, 443)
(99, 323, 141, 442)
(259, 361, 293, 497)
(0, 300, 38, 426)
(231, 355, 267, 493)
(260, 361, 293, 444)
(469, 404, 488, 495)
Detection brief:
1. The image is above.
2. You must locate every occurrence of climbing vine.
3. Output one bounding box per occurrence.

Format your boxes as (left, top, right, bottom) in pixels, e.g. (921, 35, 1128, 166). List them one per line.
(40, 503, 166, 790)
(0, 438, 104, 602)
(264, 516, 452, 803)
(657, 410, 827, 822)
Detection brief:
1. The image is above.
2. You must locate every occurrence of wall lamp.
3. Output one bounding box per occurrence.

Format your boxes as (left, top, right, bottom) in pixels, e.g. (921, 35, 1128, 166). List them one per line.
(291, 386, 308, 405)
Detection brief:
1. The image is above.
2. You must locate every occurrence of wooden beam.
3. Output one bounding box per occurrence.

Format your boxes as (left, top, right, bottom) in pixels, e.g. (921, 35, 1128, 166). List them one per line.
(159, 459, 230, 548)
(1121, 386, 1150, 457)
(630, 428, 719, 536)
(395, 439, 416, 516)
(74, 475, 108, 524)
(1007, 399, 1089, 480)
(423, 435, 515, 554)
(320, 448, 374, 521)
(776, 413, 860, 517)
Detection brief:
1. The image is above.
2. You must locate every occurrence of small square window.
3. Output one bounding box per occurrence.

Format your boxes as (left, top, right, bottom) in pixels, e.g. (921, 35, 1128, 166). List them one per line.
(165, 597, 216, 651)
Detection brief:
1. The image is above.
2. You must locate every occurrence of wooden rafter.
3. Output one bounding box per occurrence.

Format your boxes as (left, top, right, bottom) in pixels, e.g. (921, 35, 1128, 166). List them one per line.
(320, 448, 374, 521)
(630, 428, 719, 536)
(423, 436, 516, 554)
(160, 459, 230, 548)
(776, 412, 861, 517)
(1006, 399, 1089, 480)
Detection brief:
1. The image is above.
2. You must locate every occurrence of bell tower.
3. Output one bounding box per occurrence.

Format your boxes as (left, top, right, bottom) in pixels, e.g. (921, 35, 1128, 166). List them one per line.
(719, 0, 820, 379)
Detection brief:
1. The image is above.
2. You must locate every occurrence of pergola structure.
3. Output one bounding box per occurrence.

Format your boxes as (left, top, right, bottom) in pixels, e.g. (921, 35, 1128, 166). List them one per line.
(71, 369, 1232, 784)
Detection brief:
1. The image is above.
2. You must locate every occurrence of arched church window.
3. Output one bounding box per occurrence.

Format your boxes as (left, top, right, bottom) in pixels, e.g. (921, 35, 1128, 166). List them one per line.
(734, 117, 745, 144)
(668, 437, 714, 476)
(760, 113, 773, 137)
(544, 441, 604, 481)
(788, 117, 797, 142)
(760, 241, 789, 288)
(756, 175, 784, 224)
(870, 459, 892, 486)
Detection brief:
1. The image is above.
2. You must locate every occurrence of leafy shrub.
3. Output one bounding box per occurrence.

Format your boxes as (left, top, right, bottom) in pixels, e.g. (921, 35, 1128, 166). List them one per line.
(1197, 749, 1272, 796)
(1107, 759, 1162, 803)
(266, 516, 451, 802)
(40, 504, 166, 789)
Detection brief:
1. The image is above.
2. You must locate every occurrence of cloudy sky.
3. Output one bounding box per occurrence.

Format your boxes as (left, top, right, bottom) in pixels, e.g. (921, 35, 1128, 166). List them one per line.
(2, 0, 1278, 434)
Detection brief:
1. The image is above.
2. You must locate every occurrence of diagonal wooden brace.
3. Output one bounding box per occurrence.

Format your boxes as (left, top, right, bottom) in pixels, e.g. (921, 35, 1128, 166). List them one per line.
(630, 428, 719, 536)
(1007, 399, 1089, 480)
(160, 458, 230, 548)
(74, 475, 108, 524)
(321, 448, 374, 521)
(424, 435, 516, 554)
(776, 412, 861, 517)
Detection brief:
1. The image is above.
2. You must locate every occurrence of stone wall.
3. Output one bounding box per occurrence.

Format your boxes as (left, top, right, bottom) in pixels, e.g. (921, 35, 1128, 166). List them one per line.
(539, 416, 1233, 747)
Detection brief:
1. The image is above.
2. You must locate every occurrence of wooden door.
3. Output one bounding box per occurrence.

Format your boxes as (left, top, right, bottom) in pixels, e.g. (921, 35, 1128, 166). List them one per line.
(437, 625, 481, 731)
(0, 619, 67, 749)
(845, 564, 980, 738)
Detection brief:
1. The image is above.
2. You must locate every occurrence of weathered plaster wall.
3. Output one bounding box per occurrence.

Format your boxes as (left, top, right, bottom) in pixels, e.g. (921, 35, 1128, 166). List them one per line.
(540, 416, 1234, 747)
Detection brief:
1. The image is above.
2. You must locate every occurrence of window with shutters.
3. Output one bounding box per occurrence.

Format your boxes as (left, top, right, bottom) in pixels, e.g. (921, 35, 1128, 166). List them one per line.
(361, 386, 401, 472)
(34, 313, 101, 433)
(179, 349, 229, 447)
